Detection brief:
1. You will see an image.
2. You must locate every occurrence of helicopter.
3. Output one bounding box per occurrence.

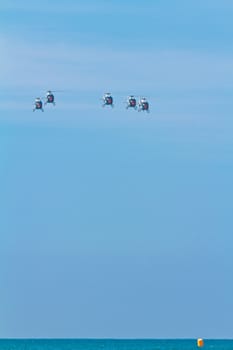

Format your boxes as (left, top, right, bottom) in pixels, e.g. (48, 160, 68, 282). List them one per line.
(102, 93, 114, 107)
(126, 95, 137, 110)
(138, 97, 149, 112)
(44, 90, 55, 106)
(33, 97, 44, 112)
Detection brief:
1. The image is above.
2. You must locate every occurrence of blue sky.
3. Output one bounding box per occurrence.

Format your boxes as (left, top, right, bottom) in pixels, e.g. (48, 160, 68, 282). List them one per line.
(1, 0, 233, 339)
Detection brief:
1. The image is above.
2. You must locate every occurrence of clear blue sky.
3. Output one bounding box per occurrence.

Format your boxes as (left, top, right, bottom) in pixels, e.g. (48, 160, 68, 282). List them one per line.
(1, 0, 233, 339)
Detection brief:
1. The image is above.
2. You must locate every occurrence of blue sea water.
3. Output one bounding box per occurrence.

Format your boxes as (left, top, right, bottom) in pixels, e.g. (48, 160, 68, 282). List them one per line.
(0, 339, 232, 350)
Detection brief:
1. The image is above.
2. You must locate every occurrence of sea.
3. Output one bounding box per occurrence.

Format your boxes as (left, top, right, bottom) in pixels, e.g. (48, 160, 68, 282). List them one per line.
(0, 339, 232, 350)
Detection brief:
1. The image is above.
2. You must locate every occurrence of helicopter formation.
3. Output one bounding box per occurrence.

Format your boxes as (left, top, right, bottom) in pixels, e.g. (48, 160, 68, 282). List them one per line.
(102, 93, 150, 112)
(33, 91, 150, 113)
(33, 91, 55, 112)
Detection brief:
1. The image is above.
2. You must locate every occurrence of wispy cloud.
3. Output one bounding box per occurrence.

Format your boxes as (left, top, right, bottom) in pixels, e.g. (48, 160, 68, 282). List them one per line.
(0, 0, 148, 15)
(0, 1, 102, 13)
(1, 35, 233, 92)
(2, 0, 233, 13)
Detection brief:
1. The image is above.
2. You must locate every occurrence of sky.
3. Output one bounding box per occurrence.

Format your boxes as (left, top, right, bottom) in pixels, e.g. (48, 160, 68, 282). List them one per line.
(1, 0, 233, 339)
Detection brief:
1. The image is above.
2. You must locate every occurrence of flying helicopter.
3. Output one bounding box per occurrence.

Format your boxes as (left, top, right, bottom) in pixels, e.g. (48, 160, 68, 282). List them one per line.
(126, 95, 137, 110)
(33, 97, 44, 112)
(138, 97, 149, 112)
(102, 93, 114, 107)
(44, 90, 55, 106)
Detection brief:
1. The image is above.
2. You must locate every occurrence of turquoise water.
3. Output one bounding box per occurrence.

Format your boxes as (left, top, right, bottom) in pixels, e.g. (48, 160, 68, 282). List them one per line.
(0, 339, 232, 350)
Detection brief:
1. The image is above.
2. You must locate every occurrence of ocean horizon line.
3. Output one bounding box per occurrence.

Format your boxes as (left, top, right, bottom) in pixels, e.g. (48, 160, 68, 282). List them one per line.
(1, 338, 233, 340)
